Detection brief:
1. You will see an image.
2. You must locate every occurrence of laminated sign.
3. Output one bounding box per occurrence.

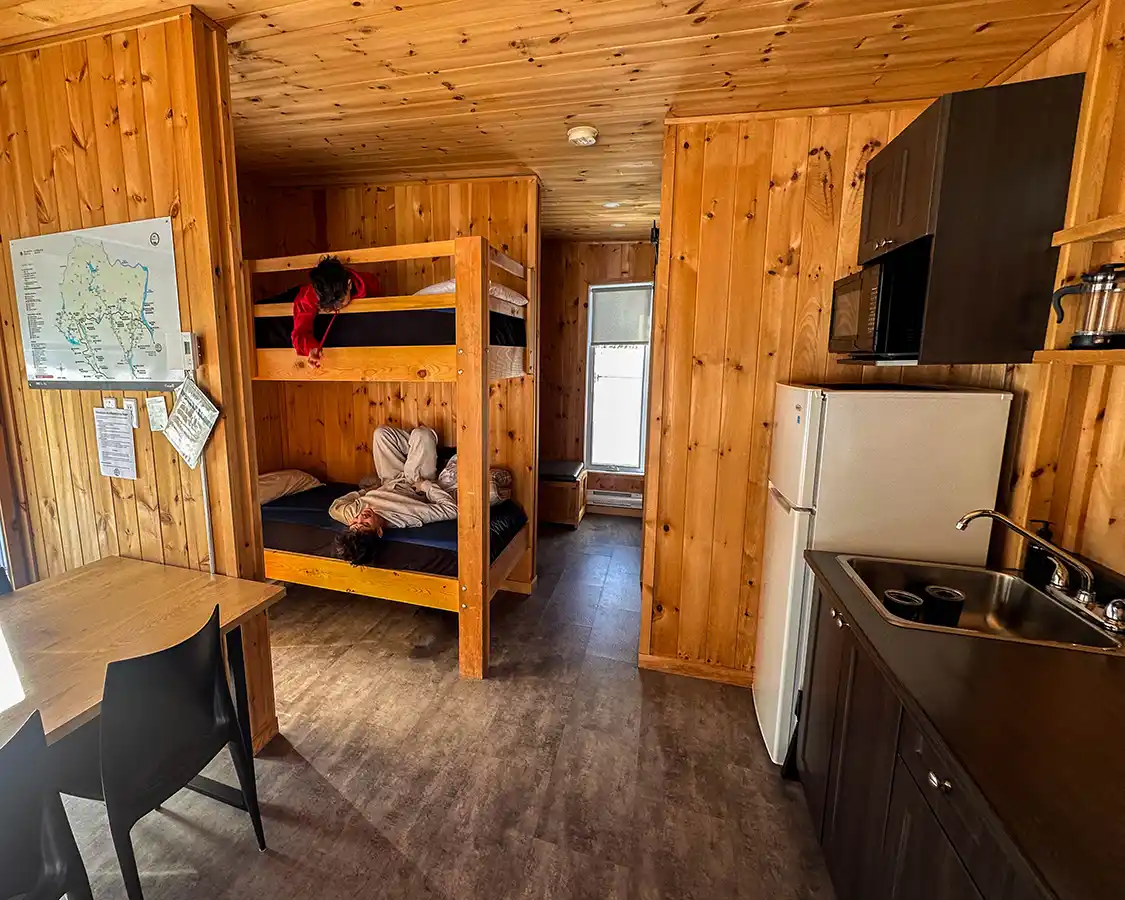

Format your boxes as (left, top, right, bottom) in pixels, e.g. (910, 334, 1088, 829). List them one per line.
(164, 378, 220, 469)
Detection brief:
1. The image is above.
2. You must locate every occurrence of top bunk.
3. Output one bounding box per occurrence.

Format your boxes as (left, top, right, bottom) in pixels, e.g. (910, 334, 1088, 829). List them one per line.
(244, 237, 532, 384)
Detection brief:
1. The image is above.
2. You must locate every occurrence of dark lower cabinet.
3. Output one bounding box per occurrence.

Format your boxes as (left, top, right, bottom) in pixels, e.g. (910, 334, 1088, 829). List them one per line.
(795, 589, 847, 837)
(798, 581, 1051, 900)
(821, 628, 902, 900)
(882, 758, 983, 900)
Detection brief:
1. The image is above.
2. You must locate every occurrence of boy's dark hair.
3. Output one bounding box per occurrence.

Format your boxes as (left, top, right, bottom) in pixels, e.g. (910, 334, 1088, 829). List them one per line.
(310, 256, 352, 311)
(336, 528, 383, 566)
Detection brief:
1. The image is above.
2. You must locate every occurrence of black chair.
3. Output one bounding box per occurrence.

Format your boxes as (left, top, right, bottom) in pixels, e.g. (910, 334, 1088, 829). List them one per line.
(0, 710, 93, 900)
(51, 606, 265, 900)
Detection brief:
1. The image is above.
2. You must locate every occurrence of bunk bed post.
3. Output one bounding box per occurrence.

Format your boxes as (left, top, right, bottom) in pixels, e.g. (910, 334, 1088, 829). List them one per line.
(455, 236, 491, 678)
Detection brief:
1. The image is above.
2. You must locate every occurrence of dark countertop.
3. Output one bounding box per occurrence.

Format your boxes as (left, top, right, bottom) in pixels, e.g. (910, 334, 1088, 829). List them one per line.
(806, 550, 1125, 900)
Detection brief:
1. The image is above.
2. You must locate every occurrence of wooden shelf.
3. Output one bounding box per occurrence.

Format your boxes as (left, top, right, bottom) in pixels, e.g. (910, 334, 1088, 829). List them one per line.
(1033, 348, 1125, 364)
(1051, 213, 1125, 246)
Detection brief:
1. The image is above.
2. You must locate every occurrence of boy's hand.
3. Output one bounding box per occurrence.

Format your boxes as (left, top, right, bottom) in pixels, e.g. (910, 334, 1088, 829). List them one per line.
(308, 346, 323, 368)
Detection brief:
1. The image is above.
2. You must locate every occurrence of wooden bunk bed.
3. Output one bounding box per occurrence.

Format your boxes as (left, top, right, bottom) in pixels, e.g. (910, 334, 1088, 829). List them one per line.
(245, 236, 536, 678)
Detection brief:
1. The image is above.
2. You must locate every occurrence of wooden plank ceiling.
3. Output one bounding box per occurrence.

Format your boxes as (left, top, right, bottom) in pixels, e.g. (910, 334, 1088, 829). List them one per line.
(0, 0, 1085, 239)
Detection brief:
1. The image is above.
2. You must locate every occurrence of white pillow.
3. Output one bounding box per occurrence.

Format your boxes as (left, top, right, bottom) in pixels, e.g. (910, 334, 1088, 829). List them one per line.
(414, 279, 528, 307)
(415, 279, 456, 295)
(489, 282, 528, 307)
(258, 469, 324, 504)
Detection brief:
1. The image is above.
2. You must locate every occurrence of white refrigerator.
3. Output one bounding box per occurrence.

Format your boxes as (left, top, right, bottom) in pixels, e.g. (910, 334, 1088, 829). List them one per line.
(753, 383, 1012, 764)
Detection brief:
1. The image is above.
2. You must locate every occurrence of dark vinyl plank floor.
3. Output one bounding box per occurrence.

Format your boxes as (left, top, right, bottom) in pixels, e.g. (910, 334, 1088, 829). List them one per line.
(63, 515, 833, 900)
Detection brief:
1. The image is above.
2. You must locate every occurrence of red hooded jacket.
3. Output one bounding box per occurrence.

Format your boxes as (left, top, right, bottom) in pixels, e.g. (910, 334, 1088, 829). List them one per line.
(291, 268, 380, 356)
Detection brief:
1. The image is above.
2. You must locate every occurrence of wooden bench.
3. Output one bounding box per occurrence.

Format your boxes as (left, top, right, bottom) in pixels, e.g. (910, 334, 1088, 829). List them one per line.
(538, 460, 587, 528)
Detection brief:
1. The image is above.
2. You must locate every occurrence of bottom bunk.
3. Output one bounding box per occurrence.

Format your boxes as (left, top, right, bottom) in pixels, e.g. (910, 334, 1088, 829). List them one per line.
(260, 482, 529, 611)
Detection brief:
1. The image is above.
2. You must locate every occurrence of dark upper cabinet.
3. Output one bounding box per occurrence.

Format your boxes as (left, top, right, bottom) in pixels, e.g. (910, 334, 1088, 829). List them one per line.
(846, 74, 1084, 364)
(858, 102, 942, 265)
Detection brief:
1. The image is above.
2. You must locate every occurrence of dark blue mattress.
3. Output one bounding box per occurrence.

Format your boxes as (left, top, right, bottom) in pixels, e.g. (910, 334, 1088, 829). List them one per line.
(254, 287, 526, 349)
(261, 482, 527, 578)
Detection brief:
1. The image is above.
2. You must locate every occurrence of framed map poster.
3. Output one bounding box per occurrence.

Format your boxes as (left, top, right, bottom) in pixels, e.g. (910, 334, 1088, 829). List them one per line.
(10, 217, 185, 388)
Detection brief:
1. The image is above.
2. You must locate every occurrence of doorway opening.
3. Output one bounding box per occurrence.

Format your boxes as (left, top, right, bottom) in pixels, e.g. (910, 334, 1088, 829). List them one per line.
(586, 282, 654, 511)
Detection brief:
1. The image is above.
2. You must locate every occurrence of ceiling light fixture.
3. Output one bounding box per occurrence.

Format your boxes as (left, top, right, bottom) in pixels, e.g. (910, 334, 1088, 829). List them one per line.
(567, 125, 599, 147)
(603, 201, 622, 208)
(611, 223, 627, 228)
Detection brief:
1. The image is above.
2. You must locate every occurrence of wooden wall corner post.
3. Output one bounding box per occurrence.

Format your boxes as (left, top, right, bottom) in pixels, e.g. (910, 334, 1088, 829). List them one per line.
(506, 177, 541, 593)
(184, 11, 276, 748)
(640, 126, 679, 658)
(455, 236, 491, 678)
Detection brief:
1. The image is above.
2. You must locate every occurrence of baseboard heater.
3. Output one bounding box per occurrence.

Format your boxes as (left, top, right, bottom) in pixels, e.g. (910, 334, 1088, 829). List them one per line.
(588, 489, 642, 510)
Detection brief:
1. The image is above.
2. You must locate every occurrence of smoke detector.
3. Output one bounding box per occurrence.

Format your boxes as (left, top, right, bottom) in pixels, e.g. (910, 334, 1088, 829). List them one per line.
(567, 125, 599, 147)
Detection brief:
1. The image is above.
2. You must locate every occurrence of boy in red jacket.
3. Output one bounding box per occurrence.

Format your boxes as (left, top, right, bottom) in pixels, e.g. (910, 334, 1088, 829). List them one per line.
(291, 256, 380, 367)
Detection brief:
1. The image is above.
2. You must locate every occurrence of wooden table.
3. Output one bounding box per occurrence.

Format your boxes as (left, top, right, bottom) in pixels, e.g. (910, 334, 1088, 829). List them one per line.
(0, 556, 286, 752)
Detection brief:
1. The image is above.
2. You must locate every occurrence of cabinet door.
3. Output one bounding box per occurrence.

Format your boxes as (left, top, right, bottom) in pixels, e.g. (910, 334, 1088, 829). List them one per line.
(821, 623, 903, 900)
(888, 105, 941, 248)
(796, 589, 847, 838)
(857, 146, 900, 263)
(882, 758, 984, 900)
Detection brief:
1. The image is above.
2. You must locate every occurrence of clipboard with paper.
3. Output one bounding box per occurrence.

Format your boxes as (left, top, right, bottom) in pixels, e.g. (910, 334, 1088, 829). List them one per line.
(164, 378, 220, 469)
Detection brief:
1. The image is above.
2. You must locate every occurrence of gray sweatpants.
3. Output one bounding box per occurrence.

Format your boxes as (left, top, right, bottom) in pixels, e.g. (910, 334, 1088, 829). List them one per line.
(328, 426, 458, 529)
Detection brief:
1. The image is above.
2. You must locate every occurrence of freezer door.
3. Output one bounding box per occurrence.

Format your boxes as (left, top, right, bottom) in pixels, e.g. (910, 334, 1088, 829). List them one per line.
(769, 383, 823, 509)
(753, 486, 814, 765)
(813, 389, 1011, 564)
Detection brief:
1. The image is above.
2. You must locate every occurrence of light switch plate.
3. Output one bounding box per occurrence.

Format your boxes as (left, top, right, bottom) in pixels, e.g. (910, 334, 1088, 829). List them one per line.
(123, 398, 139, 429)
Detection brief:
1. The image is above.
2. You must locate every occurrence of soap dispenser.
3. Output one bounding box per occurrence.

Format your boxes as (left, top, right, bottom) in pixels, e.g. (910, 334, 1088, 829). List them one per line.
(1023, 520, 1059, 591)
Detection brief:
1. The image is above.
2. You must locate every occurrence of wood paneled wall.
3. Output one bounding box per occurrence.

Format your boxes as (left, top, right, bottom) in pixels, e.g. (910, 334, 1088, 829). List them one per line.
(539, 241, 656, 462)
(240, 175, 540, 582)
(0, 10, 261, 587)
(639, 11, 1096, 681)
(1002, 0, 1125, 573)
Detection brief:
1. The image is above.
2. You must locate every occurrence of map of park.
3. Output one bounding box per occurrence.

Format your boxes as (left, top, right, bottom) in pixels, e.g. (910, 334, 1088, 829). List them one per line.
(55, 238, 159, 379)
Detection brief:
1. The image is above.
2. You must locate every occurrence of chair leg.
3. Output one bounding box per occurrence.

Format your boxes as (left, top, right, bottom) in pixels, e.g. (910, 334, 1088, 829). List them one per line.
(107, 815, 145, 900)
(227, 736, 266, 851)
(65, 867, 95, 900)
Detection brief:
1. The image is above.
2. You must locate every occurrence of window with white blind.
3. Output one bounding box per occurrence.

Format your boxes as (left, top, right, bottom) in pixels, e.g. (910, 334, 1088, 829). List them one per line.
(586, 283, 654, 474)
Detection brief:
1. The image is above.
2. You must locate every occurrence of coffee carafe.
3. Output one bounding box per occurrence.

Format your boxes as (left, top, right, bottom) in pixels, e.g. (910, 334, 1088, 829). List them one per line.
(1052, 263, 1125, 349)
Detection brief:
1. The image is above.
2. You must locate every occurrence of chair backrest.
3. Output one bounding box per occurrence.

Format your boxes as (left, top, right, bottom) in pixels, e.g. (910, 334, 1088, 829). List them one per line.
(99, 605, 235, 815)
(0, 710, 85, 900)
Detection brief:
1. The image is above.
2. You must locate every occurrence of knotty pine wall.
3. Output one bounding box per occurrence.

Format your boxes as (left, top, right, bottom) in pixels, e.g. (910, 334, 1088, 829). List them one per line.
(539, 240, 656, 462)
(639, 14, 1095, 682)
(239, 176, 540, 579)
(0, 10, 261, 587)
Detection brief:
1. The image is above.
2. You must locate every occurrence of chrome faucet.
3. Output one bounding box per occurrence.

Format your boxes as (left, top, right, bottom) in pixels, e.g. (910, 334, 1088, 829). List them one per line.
(955, 509, 1096, 609)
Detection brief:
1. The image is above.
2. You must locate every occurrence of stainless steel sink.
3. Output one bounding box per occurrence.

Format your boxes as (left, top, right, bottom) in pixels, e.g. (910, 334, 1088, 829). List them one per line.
(839, 555, 1121, 651)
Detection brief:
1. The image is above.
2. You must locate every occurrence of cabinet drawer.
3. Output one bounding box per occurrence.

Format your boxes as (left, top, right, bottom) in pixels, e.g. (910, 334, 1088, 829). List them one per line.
(898, 716, 1047, 900)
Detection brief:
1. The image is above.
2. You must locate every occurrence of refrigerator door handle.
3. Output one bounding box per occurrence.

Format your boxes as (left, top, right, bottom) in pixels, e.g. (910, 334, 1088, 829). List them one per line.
(769, 484, 813, 515)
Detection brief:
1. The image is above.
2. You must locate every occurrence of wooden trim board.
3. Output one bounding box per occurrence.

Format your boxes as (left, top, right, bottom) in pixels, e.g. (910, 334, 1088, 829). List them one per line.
(488, 247, 526, 278)
(254, 346, 458, 382)
(488, 523, 530, 601)
(587, 472, 645, 493)
(1052, 211, 1125, 245)
(263, 548, 459, 611)
(587, 505, 643, 518)
(489, 345, 526, 380)
(248, 240, 457, 273)
(252, 294, 456, 316)
(637, 654, 755, 688)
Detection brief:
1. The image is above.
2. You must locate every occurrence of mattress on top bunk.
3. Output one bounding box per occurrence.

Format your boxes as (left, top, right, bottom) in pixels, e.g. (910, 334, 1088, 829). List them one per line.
(253, 288, 526, 349)
(261, 482, 528, 578)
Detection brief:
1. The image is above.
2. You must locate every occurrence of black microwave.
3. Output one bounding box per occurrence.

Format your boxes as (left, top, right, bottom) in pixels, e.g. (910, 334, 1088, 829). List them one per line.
(828, 239, 930, 360)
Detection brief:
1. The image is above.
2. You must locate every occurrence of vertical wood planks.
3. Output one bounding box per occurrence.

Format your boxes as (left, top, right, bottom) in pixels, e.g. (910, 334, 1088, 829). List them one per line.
(677, 122, 739, 664)
(0, 11, 263, 590)
(538, 240, 657, 461)
(644, 92, 1070, 678)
